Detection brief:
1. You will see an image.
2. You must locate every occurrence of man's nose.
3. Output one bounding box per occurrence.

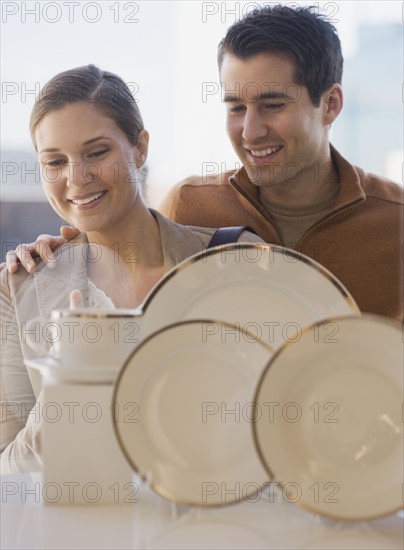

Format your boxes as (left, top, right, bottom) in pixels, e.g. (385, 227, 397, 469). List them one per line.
(242, 108, 268, 143)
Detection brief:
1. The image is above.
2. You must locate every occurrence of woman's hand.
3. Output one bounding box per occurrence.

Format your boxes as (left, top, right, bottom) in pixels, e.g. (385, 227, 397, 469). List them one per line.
(69, 289, 84, 309)
(0, 226, 80, 273)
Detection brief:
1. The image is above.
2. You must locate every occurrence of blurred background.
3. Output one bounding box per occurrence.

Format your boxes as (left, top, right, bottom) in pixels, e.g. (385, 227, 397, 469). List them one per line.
(1, 0, 402, 252)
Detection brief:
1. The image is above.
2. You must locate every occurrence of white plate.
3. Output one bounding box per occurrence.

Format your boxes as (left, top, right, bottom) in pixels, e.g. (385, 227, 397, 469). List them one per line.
(141, 244, 359, 348)
(113, 320, 273, 506)
(253, 315, 404, 520)
(25, 355, 119, 383)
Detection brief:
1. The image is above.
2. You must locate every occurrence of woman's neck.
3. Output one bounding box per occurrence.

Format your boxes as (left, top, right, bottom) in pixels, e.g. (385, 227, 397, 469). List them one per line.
(84, 204, 165, 308)
(85, 206, 164, 269)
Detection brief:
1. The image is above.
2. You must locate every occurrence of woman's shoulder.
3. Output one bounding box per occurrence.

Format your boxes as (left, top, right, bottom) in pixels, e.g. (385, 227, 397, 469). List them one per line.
(152, 209, 265, 273)
(186, 226, 264, 248)
(1, 241, 89, 311)
(1, 260, 33, 298)
(153, 209, 263, 245)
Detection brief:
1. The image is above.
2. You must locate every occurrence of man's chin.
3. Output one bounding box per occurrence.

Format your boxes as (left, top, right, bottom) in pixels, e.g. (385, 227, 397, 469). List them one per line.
(244, 165, 284, 188)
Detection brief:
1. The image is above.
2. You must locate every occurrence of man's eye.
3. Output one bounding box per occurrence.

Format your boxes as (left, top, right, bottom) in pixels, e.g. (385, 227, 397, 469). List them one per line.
(265, 103, 285, 111)
(227, 105, 245, 114)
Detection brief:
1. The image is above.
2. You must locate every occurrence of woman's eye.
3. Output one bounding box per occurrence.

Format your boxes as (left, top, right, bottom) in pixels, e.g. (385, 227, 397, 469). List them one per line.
(89, 149, 108, 158)
(45, 159, 66, 167)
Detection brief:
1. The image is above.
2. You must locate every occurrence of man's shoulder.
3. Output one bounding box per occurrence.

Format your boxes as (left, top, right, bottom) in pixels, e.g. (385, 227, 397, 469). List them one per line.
(174, 170, 238, 191)
(357, 166, 403, 205)
(159, 170, 239, 221)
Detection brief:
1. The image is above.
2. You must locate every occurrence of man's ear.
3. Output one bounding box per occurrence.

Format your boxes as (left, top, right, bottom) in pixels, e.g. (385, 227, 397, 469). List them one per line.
(323, 84, 343, 125)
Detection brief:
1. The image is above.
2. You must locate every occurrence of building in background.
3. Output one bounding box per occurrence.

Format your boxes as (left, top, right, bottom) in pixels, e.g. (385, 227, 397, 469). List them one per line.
(332, 23, 402, 182)
(1, 149, 64, 252)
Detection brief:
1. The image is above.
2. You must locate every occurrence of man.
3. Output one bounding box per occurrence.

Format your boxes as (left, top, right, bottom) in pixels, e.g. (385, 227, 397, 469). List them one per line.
(4, 5, 403, 320)
(160, 5, 403, 321)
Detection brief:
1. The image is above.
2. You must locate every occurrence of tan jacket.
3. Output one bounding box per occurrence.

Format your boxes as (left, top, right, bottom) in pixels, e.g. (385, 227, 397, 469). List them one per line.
(0, 211, 261, 473)
(160, 146, 404, 321)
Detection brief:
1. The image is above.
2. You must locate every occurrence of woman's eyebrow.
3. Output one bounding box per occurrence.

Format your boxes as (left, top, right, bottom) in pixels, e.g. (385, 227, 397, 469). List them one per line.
(39, 137, 111, 154)
(82, 136, 111, 145)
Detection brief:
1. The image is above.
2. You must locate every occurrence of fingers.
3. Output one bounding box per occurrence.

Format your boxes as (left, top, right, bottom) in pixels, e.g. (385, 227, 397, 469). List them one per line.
(4, 251, 18, 273)
(9, 244, 36, 273)
(4, 227, 78, 276)
(4, 234, 67, 274)
(3, 225, 78, 277)
(5, 248, 32, 273)
(34, 234, 68, 266)
(13, 240, 55, 273)
(60, 225, 80, 241)
(69, 289, 84, 310)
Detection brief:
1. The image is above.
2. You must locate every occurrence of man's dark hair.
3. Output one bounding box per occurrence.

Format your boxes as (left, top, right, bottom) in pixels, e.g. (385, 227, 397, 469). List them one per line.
(218, 4, 343, 106)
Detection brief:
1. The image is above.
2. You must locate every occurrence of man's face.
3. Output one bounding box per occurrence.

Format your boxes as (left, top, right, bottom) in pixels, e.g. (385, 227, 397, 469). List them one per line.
(220, 52, 332, 188)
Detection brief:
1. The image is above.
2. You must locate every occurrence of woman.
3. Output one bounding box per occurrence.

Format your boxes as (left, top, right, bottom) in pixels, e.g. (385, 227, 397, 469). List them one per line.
(0, 65, 260, 473)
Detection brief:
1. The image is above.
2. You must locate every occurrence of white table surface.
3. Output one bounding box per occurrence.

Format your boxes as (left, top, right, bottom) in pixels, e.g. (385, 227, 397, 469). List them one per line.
(1, 472, 403, 550)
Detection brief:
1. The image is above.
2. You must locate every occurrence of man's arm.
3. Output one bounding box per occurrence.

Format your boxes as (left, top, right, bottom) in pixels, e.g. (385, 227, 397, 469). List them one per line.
(1, 226, 80, 273)
(158, 182, 180, 220)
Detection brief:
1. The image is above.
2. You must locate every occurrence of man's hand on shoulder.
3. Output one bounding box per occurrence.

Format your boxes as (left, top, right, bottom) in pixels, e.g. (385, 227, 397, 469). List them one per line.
(0, 226, 80, 274)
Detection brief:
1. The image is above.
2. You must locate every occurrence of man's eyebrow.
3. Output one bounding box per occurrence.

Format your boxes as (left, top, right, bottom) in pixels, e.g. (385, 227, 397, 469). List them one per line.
(223, 91, 293, 102)
(39, 137, 111, 154)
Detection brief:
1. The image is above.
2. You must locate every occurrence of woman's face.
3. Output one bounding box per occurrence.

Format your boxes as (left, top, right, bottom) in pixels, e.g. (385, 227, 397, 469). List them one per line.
(35, 101, 148, 234)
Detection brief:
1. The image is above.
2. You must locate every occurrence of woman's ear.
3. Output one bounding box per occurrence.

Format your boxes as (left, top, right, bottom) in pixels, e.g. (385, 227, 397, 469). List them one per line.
(323, 84, 343, 125)
(135, 129, 149, 167)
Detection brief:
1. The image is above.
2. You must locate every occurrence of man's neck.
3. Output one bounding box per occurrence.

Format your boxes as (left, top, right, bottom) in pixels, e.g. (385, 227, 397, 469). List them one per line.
(258, 161, 339, 215)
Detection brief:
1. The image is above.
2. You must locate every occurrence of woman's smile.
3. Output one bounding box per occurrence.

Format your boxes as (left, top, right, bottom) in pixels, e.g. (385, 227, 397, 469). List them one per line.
(68, 190, 108, 209)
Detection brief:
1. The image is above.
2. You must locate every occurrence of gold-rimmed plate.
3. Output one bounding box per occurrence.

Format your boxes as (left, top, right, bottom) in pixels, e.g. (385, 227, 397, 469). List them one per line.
(141, 244, 359, 348)
(112, 320, 273, 506)
(253, 314, 404, 521)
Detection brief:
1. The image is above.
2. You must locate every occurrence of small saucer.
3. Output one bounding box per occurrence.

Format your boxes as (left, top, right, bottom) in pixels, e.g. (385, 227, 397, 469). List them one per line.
(25, 355, 118, 384)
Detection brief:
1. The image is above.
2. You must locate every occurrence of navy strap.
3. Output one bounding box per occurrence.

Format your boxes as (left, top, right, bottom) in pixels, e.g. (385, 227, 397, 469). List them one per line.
(208, 226, 256, 248)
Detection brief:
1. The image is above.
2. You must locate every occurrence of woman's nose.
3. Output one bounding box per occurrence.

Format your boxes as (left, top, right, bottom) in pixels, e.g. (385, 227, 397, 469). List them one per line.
(66, 161, 100, 187)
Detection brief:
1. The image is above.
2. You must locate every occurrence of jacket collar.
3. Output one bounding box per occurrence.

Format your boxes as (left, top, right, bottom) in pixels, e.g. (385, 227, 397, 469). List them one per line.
(151, 209, 211, 271)
(229, 144, 366, 212)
